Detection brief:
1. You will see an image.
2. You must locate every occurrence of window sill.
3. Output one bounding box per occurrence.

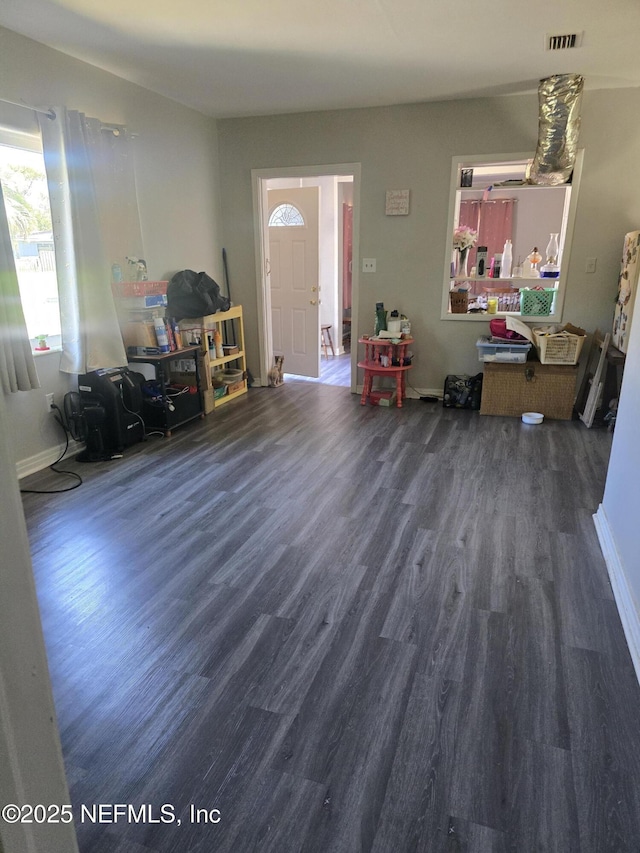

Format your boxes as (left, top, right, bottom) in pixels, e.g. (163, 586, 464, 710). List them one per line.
(32, 346, 62, 356)
(442, 280, 565, 324)
(441, 310, 563, 323)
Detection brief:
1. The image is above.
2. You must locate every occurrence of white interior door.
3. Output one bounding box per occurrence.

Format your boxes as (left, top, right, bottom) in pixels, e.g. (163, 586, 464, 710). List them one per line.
(268, 187, 320, 378)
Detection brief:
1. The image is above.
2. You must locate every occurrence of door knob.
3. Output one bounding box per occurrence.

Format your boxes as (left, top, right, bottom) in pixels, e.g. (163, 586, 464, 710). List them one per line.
(310, 300, 317, 305)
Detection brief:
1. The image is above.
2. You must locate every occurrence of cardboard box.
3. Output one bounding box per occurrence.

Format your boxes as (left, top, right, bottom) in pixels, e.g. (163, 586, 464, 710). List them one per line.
(170, 352, 211, 389)
(480, 360, 578, 420)
(202, 389, 215, 414)
(369, 390, 397, 407)
(200, 350, 213, 389)
(112, 280, 168, 297)
(169, 371, 198, 388)
(118, 294, 167, 310)
(121, 321, 157, 350)
(202, 386, 229, 414)
(226, 379, 246, 396)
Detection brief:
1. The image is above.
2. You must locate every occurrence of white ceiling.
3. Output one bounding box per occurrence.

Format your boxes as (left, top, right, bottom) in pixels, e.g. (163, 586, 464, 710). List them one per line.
(1, 0, 639, 119)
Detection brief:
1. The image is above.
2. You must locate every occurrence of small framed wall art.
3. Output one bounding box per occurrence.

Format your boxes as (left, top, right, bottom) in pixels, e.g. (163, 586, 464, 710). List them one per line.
(385, 189, 410, 216)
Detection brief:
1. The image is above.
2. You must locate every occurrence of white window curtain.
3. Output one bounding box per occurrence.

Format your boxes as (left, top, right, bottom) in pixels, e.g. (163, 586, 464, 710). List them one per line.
(0, 182, 40, 393)
(38, 109, 144, 374)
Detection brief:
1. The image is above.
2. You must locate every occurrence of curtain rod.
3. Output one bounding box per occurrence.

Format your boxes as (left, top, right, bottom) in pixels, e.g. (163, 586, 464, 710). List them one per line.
(0, 96, 55, 120)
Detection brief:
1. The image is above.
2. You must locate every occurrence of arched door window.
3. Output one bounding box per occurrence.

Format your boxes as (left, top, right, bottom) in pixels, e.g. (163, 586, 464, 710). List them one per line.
(268, 203, 305, 227)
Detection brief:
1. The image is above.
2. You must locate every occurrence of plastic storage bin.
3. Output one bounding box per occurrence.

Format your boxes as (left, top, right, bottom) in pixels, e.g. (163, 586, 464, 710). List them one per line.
(476, 336, 531, 363)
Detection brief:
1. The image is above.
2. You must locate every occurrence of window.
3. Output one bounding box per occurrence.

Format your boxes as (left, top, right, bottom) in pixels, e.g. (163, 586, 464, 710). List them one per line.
(268, 203, 305, 227)
(0, 139, 60, 351)
(441, 153, 582, 322)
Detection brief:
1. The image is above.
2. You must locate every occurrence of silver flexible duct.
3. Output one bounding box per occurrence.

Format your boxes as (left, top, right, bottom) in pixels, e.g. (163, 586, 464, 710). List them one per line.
(527, 74, 584, 186)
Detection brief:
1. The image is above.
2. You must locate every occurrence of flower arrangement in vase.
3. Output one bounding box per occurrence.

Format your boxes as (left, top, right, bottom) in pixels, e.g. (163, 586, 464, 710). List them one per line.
(452, 226, 478, 278)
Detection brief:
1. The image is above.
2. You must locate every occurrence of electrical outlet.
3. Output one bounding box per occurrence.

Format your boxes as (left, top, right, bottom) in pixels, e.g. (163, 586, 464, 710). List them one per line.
(45, 393, 55, 411)
(362, 258, 376, 273)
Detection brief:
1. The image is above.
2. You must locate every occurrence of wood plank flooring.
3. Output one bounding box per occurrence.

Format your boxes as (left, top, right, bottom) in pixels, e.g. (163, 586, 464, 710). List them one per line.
(285, 350, 351, 386)
(20, 383, 640, 852)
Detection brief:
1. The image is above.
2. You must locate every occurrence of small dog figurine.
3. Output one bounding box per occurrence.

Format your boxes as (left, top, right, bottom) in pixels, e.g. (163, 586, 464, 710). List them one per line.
(268, 355, 284, 387)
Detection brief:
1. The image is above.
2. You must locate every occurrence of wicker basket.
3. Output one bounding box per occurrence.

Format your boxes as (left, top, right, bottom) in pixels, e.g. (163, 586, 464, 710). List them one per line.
(533, 328, 586, 365)
(520, 288, 555, 316)
(450, 291, 469, 314)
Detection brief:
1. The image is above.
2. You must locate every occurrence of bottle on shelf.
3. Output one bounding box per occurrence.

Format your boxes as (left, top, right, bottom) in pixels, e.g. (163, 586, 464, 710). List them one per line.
(153, 317, 170, 353)
(500, 239, 513, 278)
(489, 253, 502, 278)
(213, 328, 224, 359)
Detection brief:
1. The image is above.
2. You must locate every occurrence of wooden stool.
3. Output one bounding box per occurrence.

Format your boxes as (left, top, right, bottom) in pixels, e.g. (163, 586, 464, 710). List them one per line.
(321, 324, 335, 358)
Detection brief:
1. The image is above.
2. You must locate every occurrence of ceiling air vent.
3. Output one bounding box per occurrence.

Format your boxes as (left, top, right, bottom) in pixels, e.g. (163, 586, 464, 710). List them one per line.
(546, 32, 583, 51)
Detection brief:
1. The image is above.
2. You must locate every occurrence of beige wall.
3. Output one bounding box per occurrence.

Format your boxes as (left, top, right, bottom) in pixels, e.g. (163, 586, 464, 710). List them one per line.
(217, 89, 640, 391)
(0, 25, 221, 470)
(4, 19, 640, 458)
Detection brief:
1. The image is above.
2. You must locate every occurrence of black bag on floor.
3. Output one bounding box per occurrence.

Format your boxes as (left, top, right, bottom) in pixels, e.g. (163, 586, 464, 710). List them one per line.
(167, 270, 230, 320)
(443, 373, 483, 409)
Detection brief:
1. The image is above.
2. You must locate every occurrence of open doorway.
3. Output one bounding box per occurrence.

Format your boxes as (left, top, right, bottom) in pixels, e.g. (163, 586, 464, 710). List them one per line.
(252, 164, 360, 391)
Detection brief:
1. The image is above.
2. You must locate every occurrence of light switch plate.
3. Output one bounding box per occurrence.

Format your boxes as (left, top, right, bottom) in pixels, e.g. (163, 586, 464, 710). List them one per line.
(585, 257, 597, 274)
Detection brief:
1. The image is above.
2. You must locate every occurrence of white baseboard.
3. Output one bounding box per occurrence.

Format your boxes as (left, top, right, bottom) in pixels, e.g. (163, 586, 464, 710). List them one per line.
(594, 504, 640, 686)
(16, 440, 83, 480)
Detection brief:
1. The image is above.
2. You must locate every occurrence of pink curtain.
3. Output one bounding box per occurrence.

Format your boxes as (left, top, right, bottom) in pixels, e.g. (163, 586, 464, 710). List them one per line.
(459, 199, 515, 271)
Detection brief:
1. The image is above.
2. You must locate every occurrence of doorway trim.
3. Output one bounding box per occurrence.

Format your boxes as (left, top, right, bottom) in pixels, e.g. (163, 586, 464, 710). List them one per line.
(251, 163, 361, 391)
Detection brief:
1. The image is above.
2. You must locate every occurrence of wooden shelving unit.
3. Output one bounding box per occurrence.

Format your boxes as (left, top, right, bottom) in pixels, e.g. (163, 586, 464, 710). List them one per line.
(178, 306, 248, 411)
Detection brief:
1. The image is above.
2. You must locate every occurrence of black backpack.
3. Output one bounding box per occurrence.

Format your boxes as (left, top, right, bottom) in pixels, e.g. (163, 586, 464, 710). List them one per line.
(167, 270, 231, 320)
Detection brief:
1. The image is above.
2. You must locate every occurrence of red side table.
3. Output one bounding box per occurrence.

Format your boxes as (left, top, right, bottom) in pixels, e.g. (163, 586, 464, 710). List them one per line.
(358, 337, 413, 408)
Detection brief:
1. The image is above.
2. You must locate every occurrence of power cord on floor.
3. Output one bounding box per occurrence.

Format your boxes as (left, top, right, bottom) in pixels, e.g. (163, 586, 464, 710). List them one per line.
(405, 376, 441, 403)
(20, 403, 83, 495)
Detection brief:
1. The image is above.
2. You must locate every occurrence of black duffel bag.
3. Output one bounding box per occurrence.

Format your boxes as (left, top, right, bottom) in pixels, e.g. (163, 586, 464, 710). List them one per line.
(167, 270, 230, 320)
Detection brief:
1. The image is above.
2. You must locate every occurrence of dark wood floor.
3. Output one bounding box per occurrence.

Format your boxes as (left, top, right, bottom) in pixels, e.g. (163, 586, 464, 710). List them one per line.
(284, 349, 351, 386)
(21, 384, 640, 852)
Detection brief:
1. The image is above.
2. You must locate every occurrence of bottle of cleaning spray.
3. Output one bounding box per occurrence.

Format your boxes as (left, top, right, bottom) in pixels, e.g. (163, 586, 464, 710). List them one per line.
(500, 239, 513, 278)
(213, 328, 224, 359)
(374, 302, 387, 335)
